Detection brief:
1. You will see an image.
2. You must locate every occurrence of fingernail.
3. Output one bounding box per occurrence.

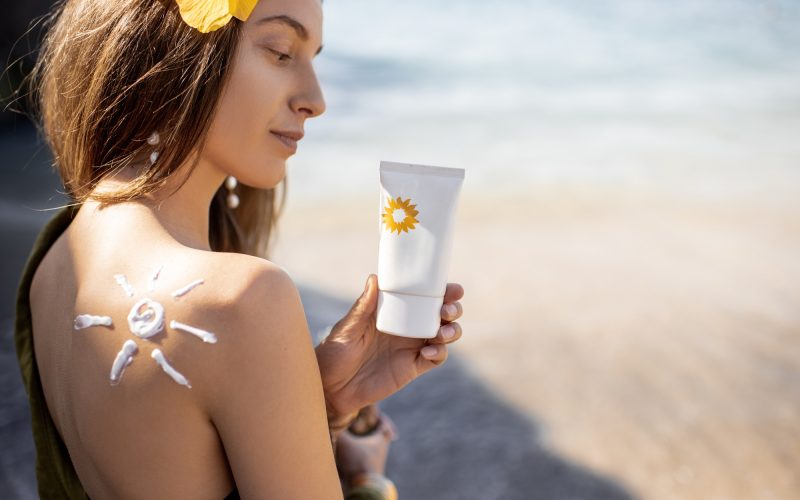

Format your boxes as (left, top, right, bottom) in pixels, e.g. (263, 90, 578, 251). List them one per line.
(421, 345, 438, 357)
(441, 324, 456, 339)
(444, 303, 457, 317)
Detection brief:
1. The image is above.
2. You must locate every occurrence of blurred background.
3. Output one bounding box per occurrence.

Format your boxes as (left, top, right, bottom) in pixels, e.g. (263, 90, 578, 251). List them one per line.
(2, 0, 799, 499)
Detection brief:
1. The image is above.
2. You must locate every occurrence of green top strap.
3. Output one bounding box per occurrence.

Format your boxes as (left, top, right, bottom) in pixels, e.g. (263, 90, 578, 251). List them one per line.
(14, 205, 86, 499)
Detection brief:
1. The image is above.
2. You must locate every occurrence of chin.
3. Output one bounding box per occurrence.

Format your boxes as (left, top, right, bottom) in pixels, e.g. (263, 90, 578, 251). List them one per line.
(238, 158, 287, 190)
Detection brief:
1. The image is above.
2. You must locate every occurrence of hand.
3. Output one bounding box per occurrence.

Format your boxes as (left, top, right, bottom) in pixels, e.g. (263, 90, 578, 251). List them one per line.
(315, 274, 464, 422)
(335, 409, 398, 484)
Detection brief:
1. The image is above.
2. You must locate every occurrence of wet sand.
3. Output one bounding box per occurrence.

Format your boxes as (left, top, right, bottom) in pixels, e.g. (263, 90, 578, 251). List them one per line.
(273, 187, 800, 500)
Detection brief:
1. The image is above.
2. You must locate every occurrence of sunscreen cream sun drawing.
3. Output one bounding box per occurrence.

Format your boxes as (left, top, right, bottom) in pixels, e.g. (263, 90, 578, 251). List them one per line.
(73, 265, 217, 388)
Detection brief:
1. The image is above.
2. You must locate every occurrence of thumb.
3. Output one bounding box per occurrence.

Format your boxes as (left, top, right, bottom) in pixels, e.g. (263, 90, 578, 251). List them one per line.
(348, 274, 378, 321)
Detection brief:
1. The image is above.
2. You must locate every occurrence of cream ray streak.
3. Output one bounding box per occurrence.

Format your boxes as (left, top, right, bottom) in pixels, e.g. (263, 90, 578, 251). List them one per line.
(110, 340, 137, 385)
(148, 265, 163, 292)
(74, 314, 113, 330)
(151, 349, 191, 388)
(171, 279, 204, 298)
(113, 274, 136, 297)
(170, 320, 218, 344)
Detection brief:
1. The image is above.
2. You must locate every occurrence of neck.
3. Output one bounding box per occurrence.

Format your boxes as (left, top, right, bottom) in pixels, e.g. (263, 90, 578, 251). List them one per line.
(88, 155, 228, 251)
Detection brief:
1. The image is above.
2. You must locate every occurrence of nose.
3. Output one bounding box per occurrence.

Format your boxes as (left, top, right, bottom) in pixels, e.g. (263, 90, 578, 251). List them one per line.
(291, 64, 326, 118)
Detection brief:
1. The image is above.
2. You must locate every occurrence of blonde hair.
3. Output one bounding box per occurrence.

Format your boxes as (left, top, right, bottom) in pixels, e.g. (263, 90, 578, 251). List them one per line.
(27, 0, 285, 257)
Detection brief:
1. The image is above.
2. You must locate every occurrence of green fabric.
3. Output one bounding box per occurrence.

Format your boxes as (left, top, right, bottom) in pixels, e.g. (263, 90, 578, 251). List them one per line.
(14, 204, 85, 499)
(14, 205, 385, 500)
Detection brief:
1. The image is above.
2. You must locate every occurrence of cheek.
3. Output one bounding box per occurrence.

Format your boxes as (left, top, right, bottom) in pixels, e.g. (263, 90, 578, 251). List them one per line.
(204, 54, 289, 188)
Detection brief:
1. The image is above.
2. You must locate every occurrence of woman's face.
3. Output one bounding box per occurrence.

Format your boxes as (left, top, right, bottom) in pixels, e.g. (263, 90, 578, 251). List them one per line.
(203, 0, 325, 189)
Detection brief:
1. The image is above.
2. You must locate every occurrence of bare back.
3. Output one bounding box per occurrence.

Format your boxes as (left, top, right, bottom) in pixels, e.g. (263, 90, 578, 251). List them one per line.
(30, 203, 250, 498)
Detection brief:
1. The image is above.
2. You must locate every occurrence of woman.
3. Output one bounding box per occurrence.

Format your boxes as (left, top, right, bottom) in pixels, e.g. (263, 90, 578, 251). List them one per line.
(14, 0, 465, 498)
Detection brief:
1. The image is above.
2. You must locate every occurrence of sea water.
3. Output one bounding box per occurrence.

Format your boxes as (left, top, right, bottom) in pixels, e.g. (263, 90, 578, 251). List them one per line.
(288, 0, 800, 203)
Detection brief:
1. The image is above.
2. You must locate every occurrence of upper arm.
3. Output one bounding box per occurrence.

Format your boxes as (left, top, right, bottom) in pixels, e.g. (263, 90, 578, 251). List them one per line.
(203, 261, 342, 499)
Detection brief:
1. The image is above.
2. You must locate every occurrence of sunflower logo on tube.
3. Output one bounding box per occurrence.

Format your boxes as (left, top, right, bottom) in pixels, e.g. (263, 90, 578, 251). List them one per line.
(382, 196, 420, 234)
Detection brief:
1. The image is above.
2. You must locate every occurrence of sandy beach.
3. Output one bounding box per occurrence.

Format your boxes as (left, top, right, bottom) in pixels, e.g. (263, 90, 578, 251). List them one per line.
(273, 187, 800, 500)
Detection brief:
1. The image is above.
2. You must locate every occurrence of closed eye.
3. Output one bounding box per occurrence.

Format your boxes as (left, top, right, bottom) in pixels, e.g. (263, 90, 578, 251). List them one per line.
(267, 48, 292, 63)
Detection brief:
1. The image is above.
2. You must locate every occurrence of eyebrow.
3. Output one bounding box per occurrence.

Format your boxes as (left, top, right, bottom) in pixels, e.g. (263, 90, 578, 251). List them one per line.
(254, 15, 324, 56)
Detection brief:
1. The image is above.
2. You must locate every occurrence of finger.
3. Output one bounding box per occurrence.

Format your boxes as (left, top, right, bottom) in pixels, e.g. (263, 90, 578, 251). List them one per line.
(430, 321, 462, 345)
(418, 343, 448, 370)
(347, 274, 378, 321)
(440, 301, 463, 323)
(444, 282, 464, 303)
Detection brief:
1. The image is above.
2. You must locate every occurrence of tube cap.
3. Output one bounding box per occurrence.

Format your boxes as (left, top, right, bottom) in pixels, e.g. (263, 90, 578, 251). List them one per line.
(376, 291, 443, 339)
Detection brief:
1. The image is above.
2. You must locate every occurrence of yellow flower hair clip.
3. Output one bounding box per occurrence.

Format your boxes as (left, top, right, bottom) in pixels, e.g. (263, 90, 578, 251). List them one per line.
(175, 0, 259, 33)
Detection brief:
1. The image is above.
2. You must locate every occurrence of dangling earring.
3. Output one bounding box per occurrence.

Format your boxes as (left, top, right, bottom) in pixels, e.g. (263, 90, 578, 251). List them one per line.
(225, 176, 240, 209)
(147, 131, 160, 165)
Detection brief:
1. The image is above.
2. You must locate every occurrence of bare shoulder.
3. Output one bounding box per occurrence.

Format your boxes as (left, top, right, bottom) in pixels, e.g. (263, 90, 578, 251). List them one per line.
(208, 252, 311, 357)
(218, 252, 304, 315)
(168, 250, 296, 309)
(166, 253, 321, 402)
(172, 251, 340, 496)
(168, 250, 313, 403)
(165, 249, 302, 321)
(86, 248, 311, 396)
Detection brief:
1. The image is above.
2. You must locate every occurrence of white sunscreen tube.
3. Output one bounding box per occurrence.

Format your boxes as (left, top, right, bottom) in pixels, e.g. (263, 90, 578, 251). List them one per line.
(376, 161, 465, 339)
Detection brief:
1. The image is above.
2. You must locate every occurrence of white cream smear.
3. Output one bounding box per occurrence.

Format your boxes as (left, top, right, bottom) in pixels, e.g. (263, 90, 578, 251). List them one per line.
(147, 265, 163, 292)
(74, 314, 113, 330)
(170, 320, 217, 344)
(151, 349, 191, 388)
(171, 279, 204, 298)
(113, 274, 136, 297)
(127, 298, 165, 339)
(110, 340, 138, 385)
(73, 265, 218, 388)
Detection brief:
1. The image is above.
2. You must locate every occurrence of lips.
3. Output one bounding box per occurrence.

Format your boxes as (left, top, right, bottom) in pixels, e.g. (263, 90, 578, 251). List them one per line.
(270, 130, 304, 154)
